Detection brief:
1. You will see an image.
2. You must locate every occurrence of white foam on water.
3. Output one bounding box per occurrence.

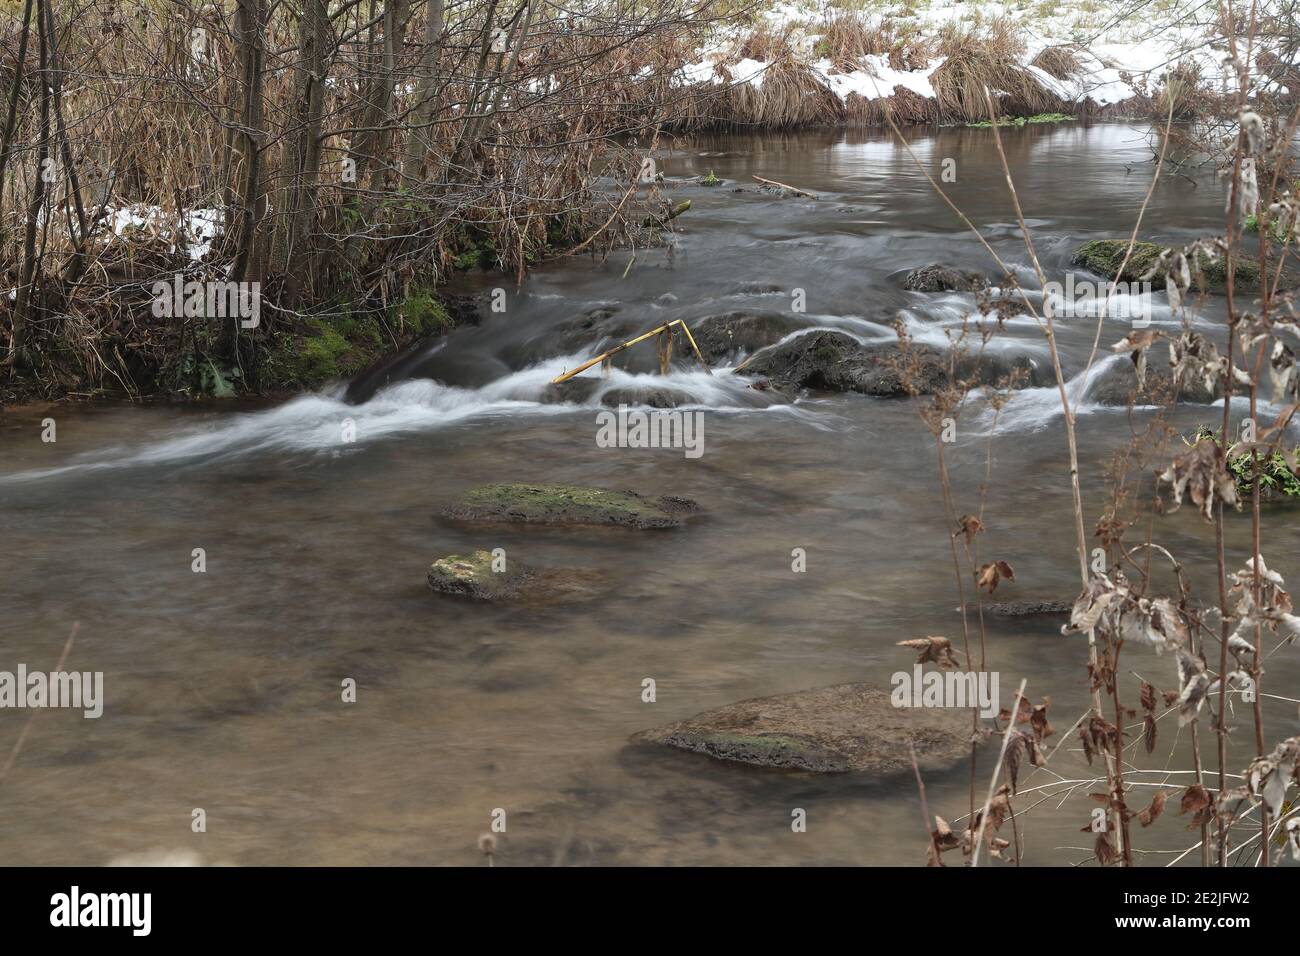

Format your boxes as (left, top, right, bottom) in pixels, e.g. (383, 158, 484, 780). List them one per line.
(967, 352, 1133, 435)
(0, 353, 804, 483)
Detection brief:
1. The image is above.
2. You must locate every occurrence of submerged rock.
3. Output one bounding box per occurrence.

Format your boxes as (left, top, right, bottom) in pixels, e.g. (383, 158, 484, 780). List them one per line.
(1089, 359, 1219, 406)
(538, 381, 701, 408)
(691, 310, 804, 363)
(743, 330, 1044, 396)
(428, 550, 533, 600)
(902, 264, 990, 293)
(981, 600, 1072, 617)
(549, 310, 640, 353)
(427, 550, 604, 603)
(342, 294, 484, 403)
(540, 378, 601, 405)
(632, 683, 973, 774)
(981, 294, 1033, 318)
(599, 386, 692, 408)
(442, 483, 699, 529)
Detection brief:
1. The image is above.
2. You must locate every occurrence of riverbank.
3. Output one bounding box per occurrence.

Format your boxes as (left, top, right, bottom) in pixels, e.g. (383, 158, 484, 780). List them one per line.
(0, 0, 1284, 407)
(670, 2, 1217, 128)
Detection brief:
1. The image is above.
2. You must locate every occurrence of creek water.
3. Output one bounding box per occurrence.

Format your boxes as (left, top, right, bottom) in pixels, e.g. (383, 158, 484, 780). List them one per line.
(2, 122, 1297, 866)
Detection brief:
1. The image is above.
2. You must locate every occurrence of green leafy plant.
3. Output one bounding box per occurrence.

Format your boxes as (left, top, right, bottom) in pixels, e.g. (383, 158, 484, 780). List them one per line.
(1243, 212, 1290, 242)
(1192, 426, 1300, 499)
(174, 354, 239, 398)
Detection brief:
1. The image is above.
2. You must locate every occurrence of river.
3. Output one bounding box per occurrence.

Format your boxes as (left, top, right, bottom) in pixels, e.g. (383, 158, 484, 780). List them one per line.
(2, 122, 1297, 866)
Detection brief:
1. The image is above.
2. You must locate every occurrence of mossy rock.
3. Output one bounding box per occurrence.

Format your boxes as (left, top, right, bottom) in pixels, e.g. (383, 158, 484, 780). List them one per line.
(1070, 239, 1290, 294)
(442, 483, 699, 529)
(632, 683, 974, 774)
(743, 330, 1045, 397)
(428, 550, 533, 600)
(427, 550, 606, 602)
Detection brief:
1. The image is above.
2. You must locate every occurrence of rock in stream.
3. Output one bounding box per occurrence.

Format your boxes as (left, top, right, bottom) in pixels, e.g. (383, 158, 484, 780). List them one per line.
(743, 330, 1045, 396)
(632, 683, 974, 774)
(427, 550, 604, 603)
(900, 264, 991, 293)
(442, 483, 699, 529)
(428, 551, 534, 600)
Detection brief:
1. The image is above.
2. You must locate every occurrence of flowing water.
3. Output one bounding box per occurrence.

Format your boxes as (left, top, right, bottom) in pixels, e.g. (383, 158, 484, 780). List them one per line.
(2, 123, 1298, 866)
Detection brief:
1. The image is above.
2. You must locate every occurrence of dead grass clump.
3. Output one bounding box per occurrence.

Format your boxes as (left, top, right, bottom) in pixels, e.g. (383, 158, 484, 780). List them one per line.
(1031, 44, 1083, 81)
(736, 25, 794, 63)
(1155, 61, 1206, 119)
(814, 14, 931, 73)
(816, 12, 894, 71)
(846, 86, 937, 126)
(719, 57, 842, 127)
(932, 22, 1059, 122)
(887, 30, 933, 73)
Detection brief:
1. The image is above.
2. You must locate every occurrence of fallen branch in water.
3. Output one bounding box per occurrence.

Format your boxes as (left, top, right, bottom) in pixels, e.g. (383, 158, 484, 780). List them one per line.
(550, 319, 711, 384)
(642, 199, 691, 228)
(752, 175, 816, 199)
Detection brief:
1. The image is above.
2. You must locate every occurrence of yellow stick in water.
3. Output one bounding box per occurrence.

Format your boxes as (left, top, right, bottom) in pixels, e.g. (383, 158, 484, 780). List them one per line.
(550, 320, 712, 384)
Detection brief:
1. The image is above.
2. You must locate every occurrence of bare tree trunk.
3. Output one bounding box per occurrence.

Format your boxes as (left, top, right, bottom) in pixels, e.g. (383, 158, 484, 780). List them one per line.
(0, 0, 36, 234)
(279, 0, 331, 306)
(342, 0, 410, 272)
(401, 0, 446, 182)
(232, 0, 268, 284)
(8, 0, 50, 369)
(44, 0, 90, 282)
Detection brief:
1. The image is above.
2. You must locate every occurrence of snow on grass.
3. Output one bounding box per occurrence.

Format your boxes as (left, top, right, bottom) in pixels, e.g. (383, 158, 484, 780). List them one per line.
(675, 0, 1265, 113)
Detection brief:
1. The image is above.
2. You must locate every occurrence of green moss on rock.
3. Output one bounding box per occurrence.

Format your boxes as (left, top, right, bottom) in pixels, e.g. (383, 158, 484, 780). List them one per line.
(1071, 240, 1166, 283)
(442, 483, 699, 529)
(1072, 239, 1267, 292)
(428, 550, 533, 600)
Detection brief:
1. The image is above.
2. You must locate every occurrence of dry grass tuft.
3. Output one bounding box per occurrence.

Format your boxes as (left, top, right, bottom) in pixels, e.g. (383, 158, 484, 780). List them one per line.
(717, 56, 843, 127)
(1031, 44, 1084, 81)
(932, 22, 1061, 122)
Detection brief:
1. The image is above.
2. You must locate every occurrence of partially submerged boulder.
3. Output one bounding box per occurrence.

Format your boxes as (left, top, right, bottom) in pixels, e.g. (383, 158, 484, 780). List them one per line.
(428, 551, 533, 600)
(1071, 240, 1165, 284)
(540, 378, 600, 405)
(1089, 359, 1219, 406)
(743, 330, 1045, 396)
(537, 381, 698, 408)
(632, 683, 973, 774)
(599, 386, 693, 408)
(442, 483, 699, 529)
(901, 264, 990, 293)
(1070, 239, 1297, 294)
(691, 310, 804, 363)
